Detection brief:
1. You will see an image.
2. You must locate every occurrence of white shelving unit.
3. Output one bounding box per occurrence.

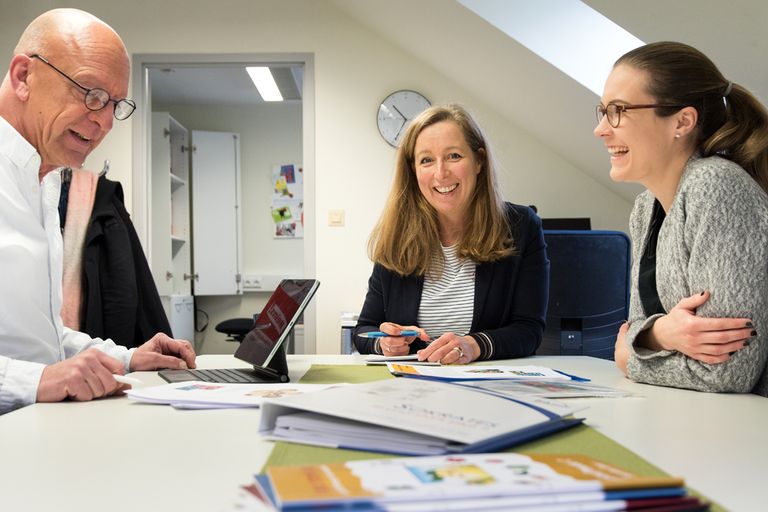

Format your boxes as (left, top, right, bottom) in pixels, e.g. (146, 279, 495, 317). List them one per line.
(151, 112, 192, 297)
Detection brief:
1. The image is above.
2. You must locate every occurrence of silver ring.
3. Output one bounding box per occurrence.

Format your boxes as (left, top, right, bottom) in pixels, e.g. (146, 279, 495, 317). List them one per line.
(452, 346, 464, 360)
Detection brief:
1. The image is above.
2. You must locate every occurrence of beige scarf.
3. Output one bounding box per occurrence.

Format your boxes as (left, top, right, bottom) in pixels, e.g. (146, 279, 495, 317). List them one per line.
(61, 169, 99, 331)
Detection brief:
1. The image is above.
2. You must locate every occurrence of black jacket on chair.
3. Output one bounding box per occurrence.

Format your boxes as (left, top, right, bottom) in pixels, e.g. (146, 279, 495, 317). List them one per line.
(80, 176, 172, 348)
(353, 203, 549, 360)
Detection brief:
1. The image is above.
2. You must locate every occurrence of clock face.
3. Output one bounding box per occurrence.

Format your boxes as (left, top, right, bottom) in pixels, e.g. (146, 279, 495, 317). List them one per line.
(377, 90, 431, 148)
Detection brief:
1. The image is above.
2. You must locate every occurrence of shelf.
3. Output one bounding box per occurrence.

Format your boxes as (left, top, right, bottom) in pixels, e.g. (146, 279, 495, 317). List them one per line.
(170, 173, 186, 192)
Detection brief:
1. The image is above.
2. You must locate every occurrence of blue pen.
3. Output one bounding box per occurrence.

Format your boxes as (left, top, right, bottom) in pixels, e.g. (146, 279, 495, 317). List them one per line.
(358, 330, 420, 338)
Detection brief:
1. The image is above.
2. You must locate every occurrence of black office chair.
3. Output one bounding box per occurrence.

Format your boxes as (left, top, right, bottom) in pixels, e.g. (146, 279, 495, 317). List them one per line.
(215, 317, 255, 343)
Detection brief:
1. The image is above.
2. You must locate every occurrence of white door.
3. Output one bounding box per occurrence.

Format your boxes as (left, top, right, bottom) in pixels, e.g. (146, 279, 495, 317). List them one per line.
(191, 130, 242, 295)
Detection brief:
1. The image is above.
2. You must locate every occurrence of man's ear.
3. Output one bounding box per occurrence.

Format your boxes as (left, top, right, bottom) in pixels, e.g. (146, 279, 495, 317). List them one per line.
(8, 54, 32, 102)
(676, 106, 698, 137)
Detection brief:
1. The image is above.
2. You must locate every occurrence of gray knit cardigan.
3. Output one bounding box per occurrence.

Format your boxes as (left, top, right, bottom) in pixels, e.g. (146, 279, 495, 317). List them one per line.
(625, 155, 768, 396)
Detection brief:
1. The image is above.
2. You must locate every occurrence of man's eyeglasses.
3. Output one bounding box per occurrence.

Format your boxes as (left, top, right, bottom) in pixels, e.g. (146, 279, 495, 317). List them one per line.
(30, 54, 136, 121)
(596, 102, 685, 128)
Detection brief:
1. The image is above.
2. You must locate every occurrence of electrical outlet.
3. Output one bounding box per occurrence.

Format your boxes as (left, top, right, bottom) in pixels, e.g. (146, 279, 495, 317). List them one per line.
(328, 209, 345, 227)
(243, 275, 262, 289)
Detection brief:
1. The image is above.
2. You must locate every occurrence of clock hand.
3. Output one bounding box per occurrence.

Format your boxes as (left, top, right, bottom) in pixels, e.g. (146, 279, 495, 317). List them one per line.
(391, 105, 408, 121)
(394, 118, 407, 142)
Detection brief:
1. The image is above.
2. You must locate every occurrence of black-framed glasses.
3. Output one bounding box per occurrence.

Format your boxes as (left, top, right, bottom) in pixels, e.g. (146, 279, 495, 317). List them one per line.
(596, 102, 685, 128)
(30, 54, 136, 121)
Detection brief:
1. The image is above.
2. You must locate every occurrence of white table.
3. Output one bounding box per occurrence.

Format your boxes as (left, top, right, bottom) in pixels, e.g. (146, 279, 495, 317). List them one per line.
(0, 354, 764, 511)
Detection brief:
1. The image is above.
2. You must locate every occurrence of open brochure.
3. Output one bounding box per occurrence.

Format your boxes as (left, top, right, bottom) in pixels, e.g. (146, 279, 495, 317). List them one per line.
(364, 354, 441, 366)
(255, 453, 695, 512)
(386, 363, 589, 382)
(456, 379, 633, 399)
(259, 378, 584, 456)
(125, 382, 342, 410)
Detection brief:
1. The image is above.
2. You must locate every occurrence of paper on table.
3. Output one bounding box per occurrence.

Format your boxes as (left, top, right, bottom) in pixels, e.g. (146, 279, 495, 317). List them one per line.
(386, 363, 586, 381)
(456, 379, 633, 399)
(125, 381, 344, 409)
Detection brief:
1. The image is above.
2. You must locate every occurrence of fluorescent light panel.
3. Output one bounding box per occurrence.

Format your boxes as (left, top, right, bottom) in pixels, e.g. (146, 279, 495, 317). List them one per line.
(458, 0, 644, 96)
(246, 66, 283, 102)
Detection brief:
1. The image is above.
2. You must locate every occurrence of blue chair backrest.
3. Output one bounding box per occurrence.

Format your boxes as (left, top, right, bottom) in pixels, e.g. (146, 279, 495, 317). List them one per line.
(538, 230, 631, 360)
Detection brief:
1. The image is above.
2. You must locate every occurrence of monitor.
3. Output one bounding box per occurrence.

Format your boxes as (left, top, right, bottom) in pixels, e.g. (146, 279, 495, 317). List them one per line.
(541, 217, 592, 230)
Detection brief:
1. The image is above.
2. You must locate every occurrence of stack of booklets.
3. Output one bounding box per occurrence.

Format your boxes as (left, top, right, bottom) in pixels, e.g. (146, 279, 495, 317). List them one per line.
(251, 453, 708, 511)
(259, 378, 584, 455)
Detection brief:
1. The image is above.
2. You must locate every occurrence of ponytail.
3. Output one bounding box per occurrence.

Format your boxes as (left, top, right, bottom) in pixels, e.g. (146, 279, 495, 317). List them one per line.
(701, 84, 768, 193)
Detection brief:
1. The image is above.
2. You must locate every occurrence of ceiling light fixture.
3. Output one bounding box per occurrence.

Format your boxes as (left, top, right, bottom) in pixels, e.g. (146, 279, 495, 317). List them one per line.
(246, 66, 283, 101)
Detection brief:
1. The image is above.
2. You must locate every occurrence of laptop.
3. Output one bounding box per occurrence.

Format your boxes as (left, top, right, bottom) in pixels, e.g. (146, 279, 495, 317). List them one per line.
(159, 279, 320, 384)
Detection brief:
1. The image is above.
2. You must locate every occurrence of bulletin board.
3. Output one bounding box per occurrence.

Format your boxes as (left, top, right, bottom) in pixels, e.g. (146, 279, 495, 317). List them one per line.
(271, 164, 303, 238)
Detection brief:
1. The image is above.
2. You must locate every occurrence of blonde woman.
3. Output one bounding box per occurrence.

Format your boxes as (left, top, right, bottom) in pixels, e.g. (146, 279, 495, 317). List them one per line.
(354, 104, 549, 364)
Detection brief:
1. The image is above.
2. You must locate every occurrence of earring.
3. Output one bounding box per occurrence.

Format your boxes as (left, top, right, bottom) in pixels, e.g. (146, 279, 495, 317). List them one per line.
(674, 133, 680, 139)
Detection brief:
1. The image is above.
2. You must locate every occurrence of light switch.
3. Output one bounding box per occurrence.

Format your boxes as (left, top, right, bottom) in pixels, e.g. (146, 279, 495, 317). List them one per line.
(328, 209, 345, 227)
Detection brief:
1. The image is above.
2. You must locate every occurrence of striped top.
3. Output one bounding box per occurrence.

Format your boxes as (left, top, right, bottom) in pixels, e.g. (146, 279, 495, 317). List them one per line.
(417, 245, 476, 339)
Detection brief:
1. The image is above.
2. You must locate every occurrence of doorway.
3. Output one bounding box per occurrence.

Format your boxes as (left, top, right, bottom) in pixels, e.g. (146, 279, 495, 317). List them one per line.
(131, 53, 316, 355)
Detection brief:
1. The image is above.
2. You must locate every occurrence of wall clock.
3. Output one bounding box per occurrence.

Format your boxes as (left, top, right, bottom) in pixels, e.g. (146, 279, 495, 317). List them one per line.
(377, 90, 431, 148)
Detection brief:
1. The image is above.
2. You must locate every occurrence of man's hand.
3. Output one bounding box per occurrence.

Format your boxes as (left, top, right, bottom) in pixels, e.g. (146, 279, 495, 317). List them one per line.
(37, 348, 128, 402)
(130, 333, 197, 371)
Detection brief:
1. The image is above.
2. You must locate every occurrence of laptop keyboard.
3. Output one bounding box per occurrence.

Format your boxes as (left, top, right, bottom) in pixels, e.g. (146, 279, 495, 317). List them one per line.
(186, 368, 258, 383)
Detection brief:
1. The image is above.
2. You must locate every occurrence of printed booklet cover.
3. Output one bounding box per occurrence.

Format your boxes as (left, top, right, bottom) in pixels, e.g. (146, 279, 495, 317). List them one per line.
(257, 453, 696, 511)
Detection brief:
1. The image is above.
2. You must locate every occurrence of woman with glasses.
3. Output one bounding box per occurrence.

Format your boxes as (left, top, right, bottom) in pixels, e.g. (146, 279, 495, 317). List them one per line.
(594, 41, 768, 396)
(353, 104, 549, 364)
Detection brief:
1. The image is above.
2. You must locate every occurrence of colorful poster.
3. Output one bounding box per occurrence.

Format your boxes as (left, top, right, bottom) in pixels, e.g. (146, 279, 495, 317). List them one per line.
(271, 164, 303, 238)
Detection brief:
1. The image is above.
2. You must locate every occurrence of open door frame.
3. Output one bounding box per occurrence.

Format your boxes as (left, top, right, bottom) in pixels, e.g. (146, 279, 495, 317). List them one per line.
(131, 53, 317, 354)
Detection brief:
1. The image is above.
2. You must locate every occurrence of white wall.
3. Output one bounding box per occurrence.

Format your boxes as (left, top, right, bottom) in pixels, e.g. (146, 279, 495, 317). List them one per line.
(154, 102, 303, 354)
(0, 0, 632, 354)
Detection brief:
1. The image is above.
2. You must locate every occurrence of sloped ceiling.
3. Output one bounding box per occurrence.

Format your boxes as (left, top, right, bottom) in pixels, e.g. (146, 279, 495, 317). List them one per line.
(331, 0, 768, 204)
(587, 0, 768, 105)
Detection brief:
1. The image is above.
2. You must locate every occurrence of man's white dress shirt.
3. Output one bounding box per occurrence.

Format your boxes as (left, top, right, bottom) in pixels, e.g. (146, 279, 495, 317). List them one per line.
(0, 116, 133, 414)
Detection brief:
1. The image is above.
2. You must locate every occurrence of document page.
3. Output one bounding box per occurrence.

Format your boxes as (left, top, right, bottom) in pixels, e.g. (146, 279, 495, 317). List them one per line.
(387, 363, 581, 381)
(126, 382, 342, 409)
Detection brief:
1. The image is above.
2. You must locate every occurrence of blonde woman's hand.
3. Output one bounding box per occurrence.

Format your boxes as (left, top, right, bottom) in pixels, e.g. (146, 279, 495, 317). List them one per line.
(639, 291, 755, 364)
(376, 322, 429, 356)
(417, 333, 480, 364)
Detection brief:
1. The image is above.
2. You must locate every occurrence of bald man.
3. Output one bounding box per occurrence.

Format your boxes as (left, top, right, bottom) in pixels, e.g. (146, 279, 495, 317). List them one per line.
(0, 9, 196, 414)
